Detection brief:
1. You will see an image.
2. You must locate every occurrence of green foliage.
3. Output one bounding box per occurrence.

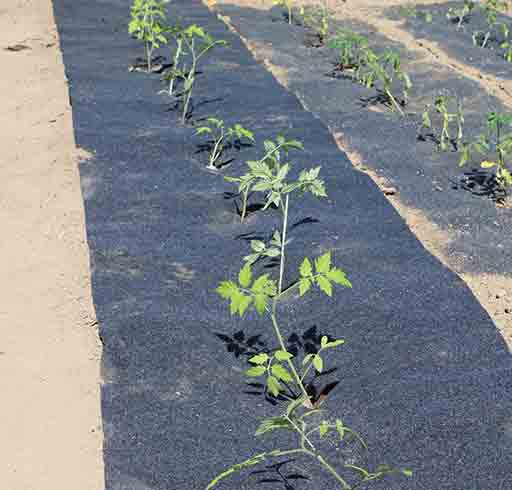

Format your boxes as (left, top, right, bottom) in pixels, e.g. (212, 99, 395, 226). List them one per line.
(161, 21, 185, 96)
(460, 111, 512, 193)
(196, 118, 255, 168)
(447, 0, 476, 30)
(421, 95, 464, 151)
(299, 1, 331, 42)
(211, 137, 410, 489)
(472, 0, 508, 48)
(328, 29, 369, 70)
(128, 0, 169, 72)
(225, 135, 314, 222)
(171, 25, 227, 123)
(356, 48, 412, 116)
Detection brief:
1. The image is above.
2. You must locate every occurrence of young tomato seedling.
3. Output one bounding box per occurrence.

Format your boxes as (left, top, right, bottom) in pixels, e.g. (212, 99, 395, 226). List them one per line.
(224, 135, 305, 222)
(195, 118, 255, 169)
(173, 25, 227, 124)
(357, 48, 412, 116)
(209, 138, 412, 490)
(128, 0, 169, 73)
(420, 95, 464, 151)
(327, 29, 369, 71)
(299, 1, 331, 44)
(472, 0, 508, 48)
(447, 0, 476, 30)
(274, 0, 295, 25)
(460, 111, 512, 195)
(161, 21, 185, 97)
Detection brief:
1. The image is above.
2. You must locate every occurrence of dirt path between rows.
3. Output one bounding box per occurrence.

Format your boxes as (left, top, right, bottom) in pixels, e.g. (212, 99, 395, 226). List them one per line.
(0, 1, 104, 489)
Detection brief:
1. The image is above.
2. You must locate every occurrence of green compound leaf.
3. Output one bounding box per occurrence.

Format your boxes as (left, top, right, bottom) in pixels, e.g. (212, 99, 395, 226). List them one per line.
(299, 278, 312, 297)
(313, 354, 324, 373)
(315, 251, 331, 274)
(326, 268, 352, 288)
(206, 452, 268, 490)
(300, 257, 313, 278)
(246, 365, 266, 377)
(271, 364, 293, 383)
(238, 263, 252, 288)
(274, 350, 293, 361)
(267, 375, 282, 396)
(316, 275, 333, 297)
(249, 353, 269, 365)
(216, 280, 238, 300)
(253, 294, 268, 315)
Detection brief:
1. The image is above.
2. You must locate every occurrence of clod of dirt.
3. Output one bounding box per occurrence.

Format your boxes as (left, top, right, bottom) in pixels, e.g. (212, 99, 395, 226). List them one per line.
(4, 44, 30, 52)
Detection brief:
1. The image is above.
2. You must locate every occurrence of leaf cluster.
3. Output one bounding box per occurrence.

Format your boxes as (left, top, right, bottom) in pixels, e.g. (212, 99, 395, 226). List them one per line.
(129, 0, 169, 49)
(196, 118, 255, 168)
(460, 111, 512, 190)
(299, 2, 331, 40)
(421, 95, 464, 151)
(328, 29, 369, 70)
(356, 48, 412, 114)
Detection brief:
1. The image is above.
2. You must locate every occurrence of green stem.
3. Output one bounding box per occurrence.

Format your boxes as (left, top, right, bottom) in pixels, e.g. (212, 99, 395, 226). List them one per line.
(145, 40, 152, 72)
(316, 453, 352, 490)
(270, 303, 310, 401)
(278, 194, 289, 294)
(385, 88, 404, 116)
(209, 134, 224, 169)
(241, 188, 249, 222)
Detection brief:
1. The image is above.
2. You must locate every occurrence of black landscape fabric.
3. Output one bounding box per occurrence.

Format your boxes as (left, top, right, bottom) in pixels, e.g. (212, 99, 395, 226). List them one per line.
(52, 0, 512, 489)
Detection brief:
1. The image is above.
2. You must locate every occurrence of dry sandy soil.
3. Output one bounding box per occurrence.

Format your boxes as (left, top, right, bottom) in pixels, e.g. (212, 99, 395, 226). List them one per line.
(213, 0, 512, 347)
(0, 1, 104, 489)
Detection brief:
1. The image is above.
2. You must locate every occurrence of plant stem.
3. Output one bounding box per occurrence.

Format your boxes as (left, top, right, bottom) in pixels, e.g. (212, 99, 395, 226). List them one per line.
(241, 188, 249, 222)
(209, 135, 223, 169)
(278, 194, 289, 295)
(145, 40, 152, 72)
(270, 303, 310, 401)
(482, 31, 490, 48)
(169, 40, 182, 96)
(385, 89, 404, 116)
(315, 453, 352, 490)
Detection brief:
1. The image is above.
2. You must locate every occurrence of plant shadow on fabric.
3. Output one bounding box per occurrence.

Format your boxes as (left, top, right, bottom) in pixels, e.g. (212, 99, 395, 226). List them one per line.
(215, 326, 340, 407)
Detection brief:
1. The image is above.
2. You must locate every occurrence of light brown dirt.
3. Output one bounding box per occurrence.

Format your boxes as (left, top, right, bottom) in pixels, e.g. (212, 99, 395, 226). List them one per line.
(212, 0, 512, 346)
(0, 1, 105, 489)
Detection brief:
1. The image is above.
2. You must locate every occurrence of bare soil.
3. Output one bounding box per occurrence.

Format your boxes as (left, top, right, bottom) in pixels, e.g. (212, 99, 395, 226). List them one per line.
(0, 1, 104, 489)
(213, 0, 512, 347)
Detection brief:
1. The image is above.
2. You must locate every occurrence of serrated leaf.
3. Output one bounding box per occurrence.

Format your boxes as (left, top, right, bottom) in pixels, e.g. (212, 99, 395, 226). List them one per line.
(238, 294, 252, 316)
(238, 264, 252, 288)
(321, 336, 329, 348)
(267, 375, 282, 396)
(326, 268, 352, 288)
(299, 278, 312, 297)
(300, 257, 313, 278)
(217, 281, 238, 299)
(316, 275, 333, 297)
(249, 353, 269, 365)
(246, 365, 266, 377)
(313, 354, 323, 373)
(271, 364, 293, 383)
(319, 421, 329, 437)
(315, 252, 331, 274)
(275, 350, 294, 361)
(254, 294, 267, 315)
